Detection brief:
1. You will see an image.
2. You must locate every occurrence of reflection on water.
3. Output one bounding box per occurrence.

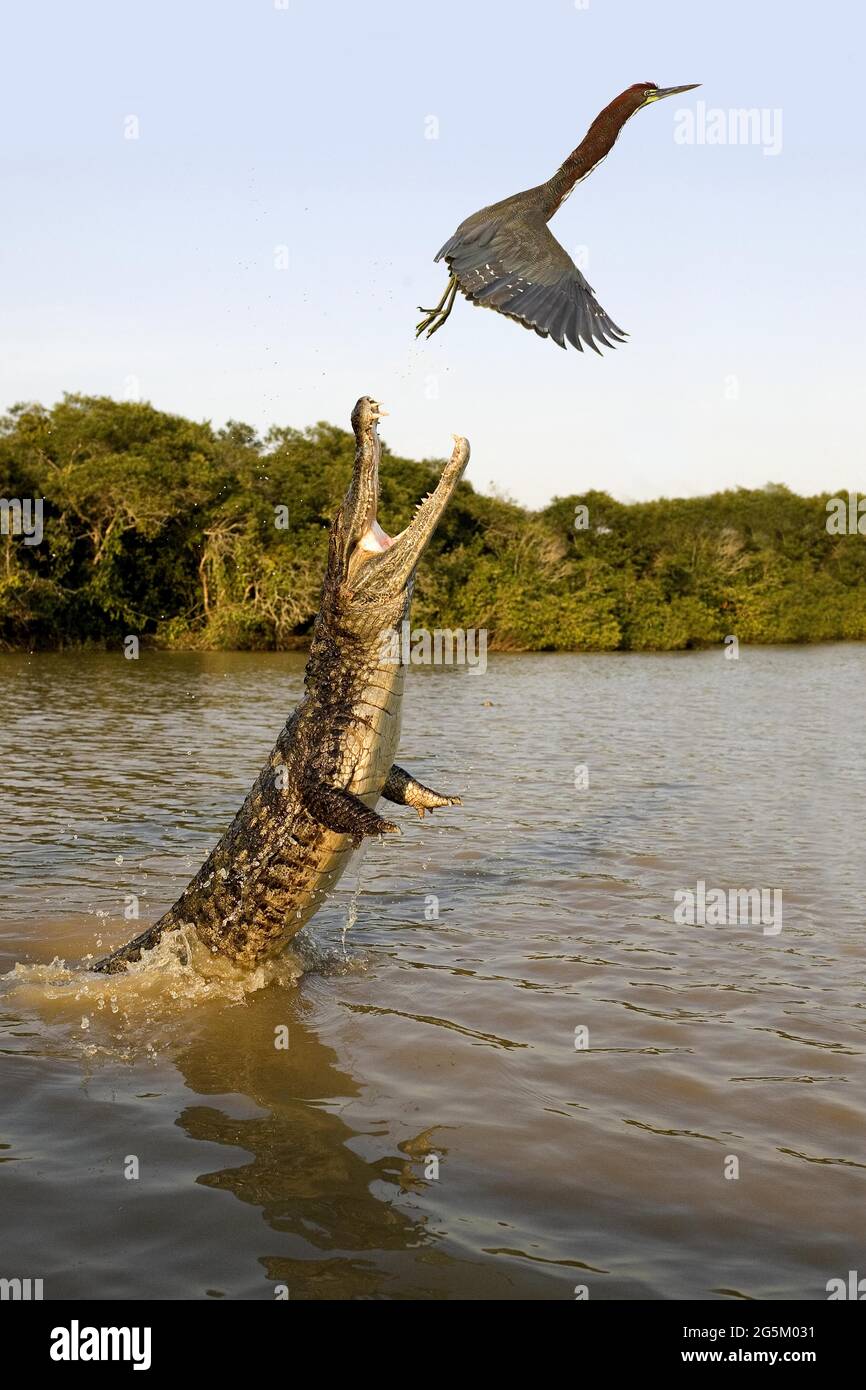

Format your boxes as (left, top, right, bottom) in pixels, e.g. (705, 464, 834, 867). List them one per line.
(0, 646, 863, 1299)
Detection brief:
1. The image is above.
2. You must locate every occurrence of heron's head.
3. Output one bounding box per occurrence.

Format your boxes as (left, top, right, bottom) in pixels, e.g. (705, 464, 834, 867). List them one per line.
(322, 396, 470, 631)
(636, 82, 701, 108)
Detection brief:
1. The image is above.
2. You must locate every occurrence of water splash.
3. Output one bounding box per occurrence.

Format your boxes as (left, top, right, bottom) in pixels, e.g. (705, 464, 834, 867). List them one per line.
(340, 846, 368, 960)
(1, 908, 373, 1064)
(0, 926, 308, 1061)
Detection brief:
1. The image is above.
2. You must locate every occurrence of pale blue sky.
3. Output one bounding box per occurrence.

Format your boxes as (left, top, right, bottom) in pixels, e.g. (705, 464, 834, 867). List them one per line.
(1, 0, 863, 506)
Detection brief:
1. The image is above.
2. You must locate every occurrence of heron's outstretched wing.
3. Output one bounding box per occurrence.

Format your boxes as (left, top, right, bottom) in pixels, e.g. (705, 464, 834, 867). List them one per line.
(436, 216, 626, 353)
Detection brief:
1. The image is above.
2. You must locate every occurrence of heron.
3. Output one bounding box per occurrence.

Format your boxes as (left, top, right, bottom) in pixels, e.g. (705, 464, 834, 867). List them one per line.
(416, 82, 699, 352)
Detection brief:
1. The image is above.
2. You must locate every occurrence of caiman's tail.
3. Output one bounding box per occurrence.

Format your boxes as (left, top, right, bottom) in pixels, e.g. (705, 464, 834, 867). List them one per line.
(91, 920, 172, 973)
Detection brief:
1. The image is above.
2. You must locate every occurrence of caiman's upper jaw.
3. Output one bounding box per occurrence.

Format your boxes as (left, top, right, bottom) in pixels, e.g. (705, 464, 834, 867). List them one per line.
(353, 432, 470, 594)
(345, 396, 388, 551)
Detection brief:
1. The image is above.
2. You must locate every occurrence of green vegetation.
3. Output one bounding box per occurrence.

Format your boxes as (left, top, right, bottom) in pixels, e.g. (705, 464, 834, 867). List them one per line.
(1, 394, 864, 652)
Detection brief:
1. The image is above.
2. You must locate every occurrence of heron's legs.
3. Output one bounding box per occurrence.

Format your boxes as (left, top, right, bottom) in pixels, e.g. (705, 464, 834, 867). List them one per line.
(415, 275, 458, 339)
(424, 277, 458, 338)
(417, 276, 454, 321)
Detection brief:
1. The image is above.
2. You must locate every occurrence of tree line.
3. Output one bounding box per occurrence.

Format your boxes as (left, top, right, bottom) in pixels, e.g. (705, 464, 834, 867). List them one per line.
(1, 393, 864, 652)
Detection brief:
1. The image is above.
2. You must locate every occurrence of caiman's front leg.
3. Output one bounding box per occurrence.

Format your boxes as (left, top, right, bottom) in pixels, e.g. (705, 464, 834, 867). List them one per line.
(382, 764, 462, 819)
(306, 782, 401, 845)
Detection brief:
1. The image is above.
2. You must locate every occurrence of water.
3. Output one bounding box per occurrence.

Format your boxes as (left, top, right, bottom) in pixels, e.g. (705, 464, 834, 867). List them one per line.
(0, 645, 863, 1300)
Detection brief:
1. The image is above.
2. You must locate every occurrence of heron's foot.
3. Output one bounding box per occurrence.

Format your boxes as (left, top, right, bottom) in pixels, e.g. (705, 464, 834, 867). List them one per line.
(415, 305, 455, 340)
(415, 275, 458, 340)
(422, 314, 449, 340)
(415, 307, 441, 337)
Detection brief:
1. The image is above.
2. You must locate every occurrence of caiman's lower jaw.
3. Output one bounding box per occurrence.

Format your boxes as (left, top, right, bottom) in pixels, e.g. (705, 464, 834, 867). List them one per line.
(358, 491, 437, 554)
(359, 485, 437, 554)
(352, 432, 470, 593)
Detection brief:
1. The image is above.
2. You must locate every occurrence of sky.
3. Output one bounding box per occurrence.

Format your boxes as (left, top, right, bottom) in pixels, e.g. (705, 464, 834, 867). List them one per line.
(1, 0, 864, 508)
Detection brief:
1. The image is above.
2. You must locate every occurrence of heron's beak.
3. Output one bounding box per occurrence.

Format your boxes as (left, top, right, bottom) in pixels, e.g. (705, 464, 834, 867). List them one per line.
(648, 83, 701, 102)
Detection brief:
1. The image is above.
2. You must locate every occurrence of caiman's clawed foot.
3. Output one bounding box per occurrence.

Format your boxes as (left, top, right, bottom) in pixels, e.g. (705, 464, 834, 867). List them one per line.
(306, 781, 401, 845)
(382, 764, 462, 818)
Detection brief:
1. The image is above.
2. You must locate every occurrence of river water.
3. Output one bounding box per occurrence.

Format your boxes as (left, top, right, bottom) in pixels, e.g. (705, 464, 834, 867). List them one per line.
(0, 645, 863, 1300)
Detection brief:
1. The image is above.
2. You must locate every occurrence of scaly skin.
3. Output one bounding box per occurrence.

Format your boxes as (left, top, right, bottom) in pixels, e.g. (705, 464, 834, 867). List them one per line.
(92, 398, 469, 973)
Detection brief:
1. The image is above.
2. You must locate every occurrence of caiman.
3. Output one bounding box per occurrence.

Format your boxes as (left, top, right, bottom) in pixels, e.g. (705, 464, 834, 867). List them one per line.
(92, 397, 469, 973)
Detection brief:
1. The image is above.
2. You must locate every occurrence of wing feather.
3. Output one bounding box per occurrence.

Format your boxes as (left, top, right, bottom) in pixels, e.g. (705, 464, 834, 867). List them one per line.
(439, 216, 626, 353)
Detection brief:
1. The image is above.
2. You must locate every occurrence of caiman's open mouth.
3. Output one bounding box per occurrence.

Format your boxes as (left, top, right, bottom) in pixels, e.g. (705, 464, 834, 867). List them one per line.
(347, 397, 470, 592)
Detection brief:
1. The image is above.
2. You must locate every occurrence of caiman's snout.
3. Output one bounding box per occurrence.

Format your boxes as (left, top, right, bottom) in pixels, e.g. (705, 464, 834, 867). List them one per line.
(346, 397, 470, 593)
(345, 396, 387, 553)
(350, 399, 393, 555)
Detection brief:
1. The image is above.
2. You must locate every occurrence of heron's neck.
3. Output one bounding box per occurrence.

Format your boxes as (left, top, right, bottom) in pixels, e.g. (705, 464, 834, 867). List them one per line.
(543, 95, 642, 219)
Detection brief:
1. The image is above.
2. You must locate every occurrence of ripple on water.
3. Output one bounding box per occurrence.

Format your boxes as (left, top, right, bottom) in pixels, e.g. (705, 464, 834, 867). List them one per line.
(0, 646, 864, 1299)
